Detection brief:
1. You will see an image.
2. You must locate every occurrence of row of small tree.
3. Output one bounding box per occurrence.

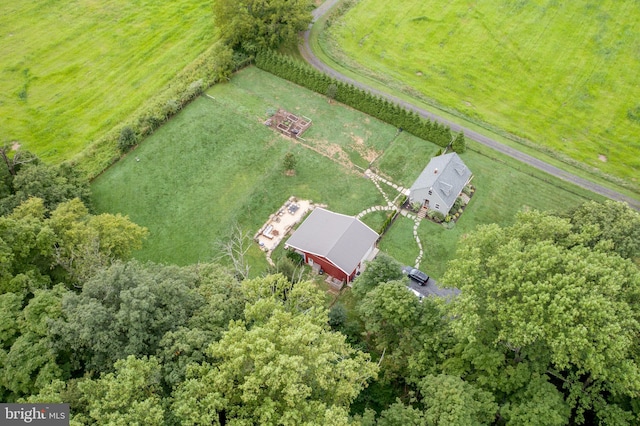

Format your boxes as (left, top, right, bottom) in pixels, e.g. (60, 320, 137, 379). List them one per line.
(256, 50, 462, 149)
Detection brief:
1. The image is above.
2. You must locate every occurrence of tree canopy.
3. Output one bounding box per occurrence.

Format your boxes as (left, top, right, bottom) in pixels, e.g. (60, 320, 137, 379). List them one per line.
(0, 150, 90, 216)
(4, 160, 639, 426)
(0, 197, 147, 295)
(443, 210, 640, 424)
(213, 0, 313, 52)
(173, 275, 378, 425)
(568, 199, 640, 262)
(49, 261, 241, 375)
(352, 252, 405, 298)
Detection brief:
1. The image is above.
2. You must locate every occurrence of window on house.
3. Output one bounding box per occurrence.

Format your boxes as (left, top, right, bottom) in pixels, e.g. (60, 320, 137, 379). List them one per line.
(428, 190, 433, 195)
(435, 203, 440, 209)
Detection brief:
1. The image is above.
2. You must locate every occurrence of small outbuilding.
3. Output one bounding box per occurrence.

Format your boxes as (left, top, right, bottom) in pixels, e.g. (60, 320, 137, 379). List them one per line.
(284, 208, 378, 285)
(409, 152, 472, 216)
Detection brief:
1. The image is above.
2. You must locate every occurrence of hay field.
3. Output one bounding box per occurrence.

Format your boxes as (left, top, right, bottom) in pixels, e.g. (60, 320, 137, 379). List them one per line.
(325, 0, 640, 184)
(0, 0, 216, 162)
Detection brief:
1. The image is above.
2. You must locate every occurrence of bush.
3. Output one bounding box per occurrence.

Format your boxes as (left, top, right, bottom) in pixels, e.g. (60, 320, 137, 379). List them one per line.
(117, 126, 138, 152)
(378, 211, 398, 235)
(449, 197, 463, 215)
(286, 250, 304, 265)
(328, 303, 347, 329)
(430, 211, 445, 223)
(283, 152, 297, 172)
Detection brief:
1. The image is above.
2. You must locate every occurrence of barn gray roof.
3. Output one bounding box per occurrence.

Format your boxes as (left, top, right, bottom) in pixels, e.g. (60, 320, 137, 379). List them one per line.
(285, 208, 378, 274)
(410, 152, 472, 211)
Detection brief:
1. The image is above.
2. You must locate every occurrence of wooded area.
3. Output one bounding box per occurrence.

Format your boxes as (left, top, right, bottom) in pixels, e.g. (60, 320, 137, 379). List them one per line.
(2, 150, 640, 424)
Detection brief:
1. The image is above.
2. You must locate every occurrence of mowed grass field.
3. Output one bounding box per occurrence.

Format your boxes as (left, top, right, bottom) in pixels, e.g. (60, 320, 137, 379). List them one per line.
(92, 67, 601, 277)
(0, 0, 215, 162)
(324, 0, 640, 184)
(91, 67, 392, 272)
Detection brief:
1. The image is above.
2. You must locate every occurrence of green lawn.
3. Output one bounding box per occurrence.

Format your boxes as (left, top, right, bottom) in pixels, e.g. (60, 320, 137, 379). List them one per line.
(324, 0, 640, 185)
(378, 139, 604, 279)
(92, 67, 603, 278)
(91, 68, 389, 273)
(1, 0, 216, 162)
(372, 132, 442, 187)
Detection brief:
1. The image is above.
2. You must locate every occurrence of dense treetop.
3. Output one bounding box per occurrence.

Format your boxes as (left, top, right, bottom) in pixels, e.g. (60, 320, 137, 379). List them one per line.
(213, 0, 312, 52)
(3, 151, 639, 424)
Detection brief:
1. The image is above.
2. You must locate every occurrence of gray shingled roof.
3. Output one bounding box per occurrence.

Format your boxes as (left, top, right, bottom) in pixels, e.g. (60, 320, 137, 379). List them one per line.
(285, 208, 378, 275)
(410, 152, 472, 211)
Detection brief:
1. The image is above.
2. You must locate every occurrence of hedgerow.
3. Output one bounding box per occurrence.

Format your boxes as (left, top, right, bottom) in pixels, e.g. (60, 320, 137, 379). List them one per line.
(255, 50, 453, 147)
(70, 41, 239, 179)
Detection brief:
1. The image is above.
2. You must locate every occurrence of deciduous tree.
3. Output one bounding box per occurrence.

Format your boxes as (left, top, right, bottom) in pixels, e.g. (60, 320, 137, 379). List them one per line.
(418, 374, 497, 426)
(213, 0, 312, 52)
(174, 279, 377, 425)
(0, 197, 148, 294)
(175, 307, 377, 425)
(443, 210, 640, 424)
(0, 285, 69, 401)
(0, 160, 90, 216)
(569, 200, 640, 262)
(352, 252, 404, 298)
(50, 261, 206, 373)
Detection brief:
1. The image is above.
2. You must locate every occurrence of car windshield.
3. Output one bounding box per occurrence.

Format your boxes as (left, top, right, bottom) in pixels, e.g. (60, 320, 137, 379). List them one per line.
(411, 269, 426, 279)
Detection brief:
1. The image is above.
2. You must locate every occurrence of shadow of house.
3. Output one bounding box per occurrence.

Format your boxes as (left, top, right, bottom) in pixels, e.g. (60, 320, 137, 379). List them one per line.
(409, 153, 472, 216)
(284, 208, 378, 286)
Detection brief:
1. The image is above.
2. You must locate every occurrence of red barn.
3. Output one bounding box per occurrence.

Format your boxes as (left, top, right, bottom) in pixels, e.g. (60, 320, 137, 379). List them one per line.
(284, 208, 379, 284)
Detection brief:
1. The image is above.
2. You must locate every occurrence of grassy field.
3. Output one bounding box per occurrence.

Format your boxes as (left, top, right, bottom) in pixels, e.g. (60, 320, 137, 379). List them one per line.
(323, 0, 640, 185)
(92, 67, 602, 277)
(91, 67, 392, 273)
(0, 0, 216, 162)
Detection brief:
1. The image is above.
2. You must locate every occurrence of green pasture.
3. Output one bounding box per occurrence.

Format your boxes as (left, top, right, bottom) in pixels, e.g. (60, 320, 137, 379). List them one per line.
(0, 0, 215, 162)
(92, 67, 602, 277)
(91, 68, 392, 273)
(324, 0, 640, 185)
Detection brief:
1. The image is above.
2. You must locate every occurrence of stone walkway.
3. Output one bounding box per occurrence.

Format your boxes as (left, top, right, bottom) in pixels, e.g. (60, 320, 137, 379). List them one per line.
(358, 169, 424, 268)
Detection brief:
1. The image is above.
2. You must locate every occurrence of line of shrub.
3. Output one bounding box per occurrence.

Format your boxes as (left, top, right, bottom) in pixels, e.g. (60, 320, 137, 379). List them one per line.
(69, 41, 245, 180)
(378, 210, 400, 236)
(255, 50, 453, 148)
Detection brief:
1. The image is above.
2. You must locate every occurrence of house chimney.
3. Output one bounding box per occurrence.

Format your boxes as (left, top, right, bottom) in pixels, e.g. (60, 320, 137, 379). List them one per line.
(434, 168, 438, 174)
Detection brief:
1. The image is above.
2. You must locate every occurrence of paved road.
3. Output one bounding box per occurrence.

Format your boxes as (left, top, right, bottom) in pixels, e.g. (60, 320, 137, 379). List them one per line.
(300, 2, 640, 211)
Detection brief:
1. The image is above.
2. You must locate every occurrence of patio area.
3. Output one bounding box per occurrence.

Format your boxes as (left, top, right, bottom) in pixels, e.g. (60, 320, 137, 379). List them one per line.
(255, 197, 313, 258)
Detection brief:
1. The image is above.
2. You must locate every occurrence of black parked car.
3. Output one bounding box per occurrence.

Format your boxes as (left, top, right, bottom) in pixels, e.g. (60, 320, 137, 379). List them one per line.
(407, 268, 429, 286)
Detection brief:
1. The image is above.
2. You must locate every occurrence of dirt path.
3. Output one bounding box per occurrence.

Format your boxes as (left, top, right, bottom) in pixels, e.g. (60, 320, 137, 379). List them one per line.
(301, 2, 640, 211)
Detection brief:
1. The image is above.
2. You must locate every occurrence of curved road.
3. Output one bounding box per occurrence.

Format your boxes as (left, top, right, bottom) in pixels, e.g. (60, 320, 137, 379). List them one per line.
(300, 1, 640, 211)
